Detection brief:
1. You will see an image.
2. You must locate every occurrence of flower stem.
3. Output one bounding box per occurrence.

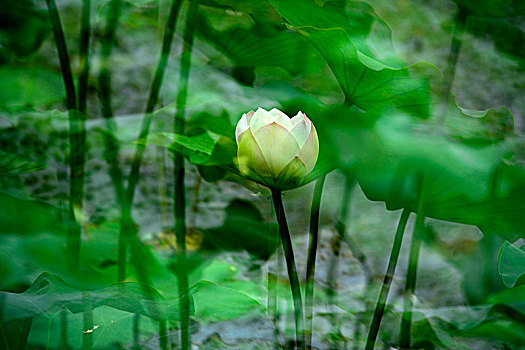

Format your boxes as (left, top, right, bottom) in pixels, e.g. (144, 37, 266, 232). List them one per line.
(82, 296, 93, 350)
(159, 320, 168, 350)
(399, 213, 424, 349)
(97, 0, 126, 282)
(329, 176, 357, 348)
(437, 7, 467, 127)
(267, 199, 279, 325)
(174, 1, 200, 349)
(400, 177, 427, 348)
(45, 0, 84, 271)
(305, 174, 326, 347)
(117, 0, 182, 286)
(45, 0, 76, 111)
(271, 189, 305, 349)
(125, 0, 183, 208)
(78, 0, 91, 115)
(365, 209, 411, 350)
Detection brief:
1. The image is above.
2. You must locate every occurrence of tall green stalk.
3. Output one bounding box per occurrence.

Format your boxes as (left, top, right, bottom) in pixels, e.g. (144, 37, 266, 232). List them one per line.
(365, 209, 411, 350)
(271, 189, 305, 349)
(327, 177, 357, 348)
(173, 2, 200, 349)
(82, 297, 93, 350)
(115, 0, 182, 287)
(97, 0, 126, 282)
(125, 0, 183, 207)
(305, 175, 326, 347)
(437, 7, 467, 127)
(399, 213, 425, 349)
(78, 0, 91, 114)
(45, 0, 84, 270)
(267, 199, 279, 327)
(399, 178, 428, 348)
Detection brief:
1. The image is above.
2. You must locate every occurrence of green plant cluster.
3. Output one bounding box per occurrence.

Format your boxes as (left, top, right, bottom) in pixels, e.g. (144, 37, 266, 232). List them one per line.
(1, 0, 525, 349)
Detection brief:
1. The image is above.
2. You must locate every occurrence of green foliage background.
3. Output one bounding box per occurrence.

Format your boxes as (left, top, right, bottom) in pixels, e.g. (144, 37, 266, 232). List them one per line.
(1, 0, 525, 349)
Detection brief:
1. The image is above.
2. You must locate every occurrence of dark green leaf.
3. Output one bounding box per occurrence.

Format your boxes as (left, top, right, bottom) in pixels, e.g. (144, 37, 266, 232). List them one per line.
(498, 241, 525, 288)
(268, 0, 435, 117)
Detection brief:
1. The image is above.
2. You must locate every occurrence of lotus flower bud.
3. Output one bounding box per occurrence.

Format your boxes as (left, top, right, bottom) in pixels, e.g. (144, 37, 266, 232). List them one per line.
(235, 107, 319, 190)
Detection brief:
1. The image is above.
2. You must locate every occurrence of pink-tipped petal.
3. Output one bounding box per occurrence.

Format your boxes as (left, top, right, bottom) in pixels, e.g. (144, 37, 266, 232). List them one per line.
(235, 114, 249, 144)
(290, 119, 311, 147)
(246, 110, 255, 124)
(269, 108, 294, 130)
(291, 111, 305, 125)
(298, 122, 319, 173)
(254, 122, 300, 177)
(250, 108, 273, 132)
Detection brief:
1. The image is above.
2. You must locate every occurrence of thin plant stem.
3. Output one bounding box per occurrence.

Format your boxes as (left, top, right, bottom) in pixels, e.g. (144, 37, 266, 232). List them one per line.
(125, 0, 183, 208)
(437, 7, 467, 127)
(114, 0, 181, 288)
(400, 178, 428, 349)
(365, 209, 411, 350)
(327, 176, 355, 348)
(82, 297, 93, 350)
(159, 320, 168, 350)
(78, 0, 91, 114)
(97, 0, 126, 283)
(268, 199, 279, 325)
(60, 309, 68, 348)
(399, 214, 424, 349)
(77, 0, 91, 238)
(45, 0, 76, 111)
(156, 148, 171, 235)
(133, 314, 140, 349)
(45, 0, 85, 271)
(96, 10, 161, 349)
(173, 1, 200, 349)
(271, 189, 305, 349)
(326, 232, 343, 347)
(305, 174, 326, 347)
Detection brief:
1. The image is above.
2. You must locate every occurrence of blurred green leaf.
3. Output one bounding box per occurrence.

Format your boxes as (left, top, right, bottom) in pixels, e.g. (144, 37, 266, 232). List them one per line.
(0, 191, 62, 236)
(467, 17, 525, 67)
(0, 272, 184, 322)
(0, 65, 65, 109)
(318, 105, 525, 238)
(268, 0, 435, 117)
(25, 306, 160, 349)
(452, 0, 525, 18)
(0, 150, 45, 176)
(0, 0, 50, 60)
(147, 131, 236, 166)
(446, 99, 514, 144)
(498, 241, 525, 288)
(201, 198, 278, 260)
(191, 280, 266, 324)
(197, 5, 323, 80)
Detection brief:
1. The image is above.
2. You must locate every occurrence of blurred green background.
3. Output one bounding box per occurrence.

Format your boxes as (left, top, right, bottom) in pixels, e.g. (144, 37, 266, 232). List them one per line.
(2, 0, 525, 349)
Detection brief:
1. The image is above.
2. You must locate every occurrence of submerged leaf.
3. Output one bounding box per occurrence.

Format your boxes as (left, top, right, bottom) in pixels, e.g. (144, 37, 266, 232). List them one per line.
(498, 241, 525, 288)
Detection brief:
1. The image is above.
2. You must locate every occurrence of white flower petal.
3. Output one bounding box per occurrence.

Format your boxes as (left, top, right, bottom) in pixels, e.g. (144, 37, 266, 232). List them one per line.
(235, 114, 249, 144)
(250, 108, 273, 132)
(298, 121, 319, 173)
(291, 111, 305, 125)
(237, 128, 273, 183)
(245, 110, 255, 124)
(254, 122, 300, 177)
(290, 119, 310, 147)
(269, 108, 294, 130)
